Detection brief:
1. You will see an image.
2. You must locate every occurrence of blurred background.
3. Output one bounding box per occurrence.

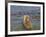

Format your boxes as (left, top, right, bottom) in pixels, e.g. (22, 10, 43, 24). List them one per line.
(10, 6, 40, 31)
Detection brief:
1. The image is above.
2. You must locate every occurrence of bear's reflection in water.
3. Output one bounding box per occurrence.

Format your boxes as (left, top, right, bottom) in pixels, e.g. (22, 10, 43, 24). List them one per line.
(23, 15, 32, 30)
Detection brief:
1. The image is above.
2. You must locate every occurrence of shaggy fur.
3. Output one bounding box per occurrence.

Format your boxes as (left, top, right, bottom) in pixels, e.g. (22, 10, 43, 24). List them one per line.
(23, 15, 32, 30)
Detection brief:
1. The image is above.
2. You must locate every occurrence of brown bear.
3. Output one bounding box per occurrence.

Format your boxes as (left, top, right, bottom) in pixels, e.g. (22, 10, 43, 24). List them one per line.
(23, 15, 32, 30)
